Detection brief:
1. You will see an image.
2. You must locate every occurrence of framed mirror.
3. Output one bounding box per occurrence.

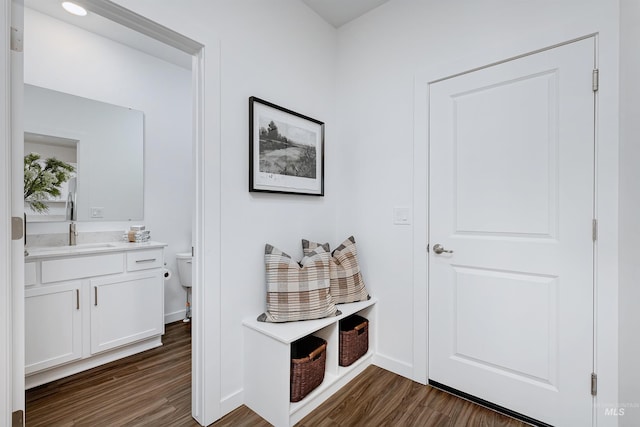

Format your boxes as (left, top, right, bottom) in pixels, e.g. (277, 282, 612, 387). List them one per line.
(24, 84, 144, 222)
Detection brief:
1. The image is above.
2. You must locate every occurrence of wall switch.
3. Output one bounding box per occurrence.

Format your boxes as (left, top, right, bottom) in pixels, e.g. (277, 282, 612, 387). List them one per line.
(91, 207, 104, 218)
(393, 207, 411, 225)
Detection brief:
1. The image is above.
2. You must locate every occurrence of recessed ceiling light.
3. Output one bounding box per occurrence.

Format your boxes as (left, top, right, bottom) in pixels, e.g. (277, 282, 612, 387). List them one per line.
(61, 2, 87, 17)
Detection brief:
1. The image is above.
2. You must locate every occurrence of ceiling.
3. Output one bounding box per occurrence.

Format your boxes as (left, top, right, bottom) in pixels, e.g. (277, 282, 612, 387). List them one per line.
(23, 0, 390, 70)
(302, 0, 390, 27)
(24, 0, 192, 69)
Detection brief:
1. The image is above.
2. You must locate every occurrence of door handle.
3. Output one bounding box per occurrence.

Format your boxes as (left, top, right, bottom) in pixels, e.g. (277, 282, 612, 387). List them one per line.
(432, 244, 453, 254)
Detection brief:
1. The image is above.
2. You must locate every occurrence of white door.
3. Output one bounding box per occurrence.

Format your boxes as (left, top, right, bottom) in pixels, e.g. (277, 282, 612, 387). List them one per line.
(428, 38, 595, 426)
(10, 0, 25, 421)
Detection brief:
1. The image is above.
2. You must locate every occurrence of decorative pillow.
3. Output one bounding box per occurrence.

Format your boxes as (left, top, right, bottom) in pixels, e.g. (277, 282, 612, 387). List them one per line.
(258, 243, 340, 323)
(302, 236, 370, 304)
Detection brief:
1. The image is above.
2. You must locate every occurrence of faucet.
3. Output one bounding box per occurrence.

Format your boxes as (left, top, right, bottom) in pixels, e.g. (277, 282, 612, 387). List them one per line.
(69, 222, 78, 246)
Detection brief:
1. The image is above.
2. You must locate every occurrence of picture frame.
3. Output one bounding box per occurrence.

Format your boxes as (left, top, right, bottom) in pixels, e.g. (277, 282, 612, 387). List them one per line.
(249, 96, 324, 196)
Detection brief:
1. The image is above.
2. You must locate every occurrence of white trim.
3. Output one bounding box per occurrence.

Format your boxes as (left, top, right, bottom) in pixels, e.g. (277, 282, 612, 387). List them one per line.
(1, 0, 12, 422)
(72, 0, 202, 55)
(591, 28, 619, 427)
(10, 0, 24, 417)
(191, 41, 223, 425)
(413, 32, 619, 427)
(164, 309, 188, 325)
(373, 353, 414, 381)
(220, 389, 243, 416)
(412, 74, 428, 386)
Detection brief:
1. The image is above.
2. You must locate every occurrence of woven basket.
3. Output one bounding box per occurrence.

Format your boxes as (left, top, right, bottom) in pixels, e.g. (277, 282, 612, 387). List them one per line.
(339, 314, 369, 367)
(290, 335, 327, 402)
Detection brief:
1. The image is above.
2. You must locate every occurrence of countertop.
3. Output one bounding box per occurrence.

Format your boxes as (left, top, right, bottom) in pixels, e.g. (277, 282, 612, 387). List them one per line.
(25, 241, 168, 260)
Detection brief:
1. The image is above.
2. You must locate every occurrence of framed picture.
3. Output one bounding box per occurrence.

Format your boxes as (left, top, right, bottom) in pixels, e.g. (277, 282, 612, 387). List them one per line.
(249, 96, 324, 196)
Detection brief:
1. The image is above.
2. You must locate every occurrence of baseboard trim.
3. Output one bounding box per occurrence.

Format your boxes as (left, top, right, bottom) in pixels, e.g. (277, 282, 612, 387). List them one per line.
(428, 380, 552, 427)
(220, 389, 244, 416)
(372, 353, 413, 381)
(165, 309, 187, 324)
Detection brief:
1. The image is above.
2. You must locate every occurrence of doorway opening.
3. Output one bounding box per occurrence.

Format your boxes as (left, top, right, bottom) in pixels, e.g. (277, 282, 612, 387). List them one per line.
(16, 0, 210, 424)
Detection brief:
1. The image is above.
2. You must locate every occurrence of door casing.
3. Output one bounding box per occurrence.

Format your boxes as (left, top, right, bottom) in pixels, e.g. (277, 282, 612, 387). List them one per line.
(413, 32, 618, 427)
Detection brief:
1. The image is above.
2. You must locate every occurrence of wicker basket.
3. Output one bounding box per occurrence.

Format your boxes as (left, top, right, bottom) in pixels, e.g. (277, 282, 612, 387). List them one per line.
(290, 335, 327, 402)
(339, 314, 369, 367)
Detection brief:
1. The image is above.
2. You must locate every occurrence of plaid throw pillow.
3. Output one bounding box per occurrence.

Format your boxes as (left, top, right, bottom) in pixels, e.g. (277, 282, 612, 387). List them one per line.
(258, 243, 339, 323)
(302, 236, 370, 304)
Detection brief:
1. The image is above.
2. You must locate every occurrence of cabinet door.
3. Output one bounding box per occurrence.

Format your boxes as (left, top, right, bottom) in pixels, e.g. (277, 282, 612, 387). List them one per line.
(90, 271, 163, 354)
(25, 282, 82, 374)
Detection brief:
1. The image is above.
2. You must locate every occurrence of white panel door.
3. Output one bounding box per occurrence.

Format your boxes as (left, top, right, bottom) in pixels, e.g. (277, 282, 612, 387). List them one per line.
(428, 38, 595, 426)
(90, 271, 163, 354)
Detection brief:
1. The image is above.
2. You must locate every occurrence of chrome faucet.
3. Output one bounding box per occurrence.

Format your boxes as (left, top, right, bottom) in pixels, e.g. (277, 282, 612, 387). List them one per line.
(69, 222, 78, 246)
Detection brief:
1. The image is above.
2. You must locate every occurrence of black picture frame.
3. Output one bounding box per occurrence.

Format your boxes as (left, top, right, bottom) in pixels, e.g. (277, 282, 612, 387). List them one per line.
(249, 97, 324, 196)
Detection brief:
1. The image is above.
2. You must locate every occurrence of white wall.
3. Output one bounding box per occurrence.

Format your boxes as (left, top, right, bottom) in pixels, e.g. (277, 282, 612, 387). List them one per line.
(24, 8, 193, 323)
(335, 0, 620, 424)
(111, 0, 338, 416)
(619, 0, 640, 423)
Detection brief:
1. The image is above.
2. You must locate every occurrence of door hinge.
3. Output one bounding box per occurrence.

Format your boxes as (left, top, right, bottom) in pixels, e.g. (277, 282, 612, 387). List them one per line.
(426, 244, 430, 253)
(10, 26, 23, 52)
(592, 69, 599, 92)
(11, 216, 23, 240)
(592, 219, 598, 242)
(591, 372, 597, 396)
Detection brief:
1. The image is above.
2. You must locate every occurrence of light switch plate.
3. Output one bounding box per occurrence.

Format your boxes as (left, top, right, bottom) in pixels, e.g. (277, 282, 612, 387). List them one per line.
(91, 207, 104, 218)
(393, 207, 411, 225)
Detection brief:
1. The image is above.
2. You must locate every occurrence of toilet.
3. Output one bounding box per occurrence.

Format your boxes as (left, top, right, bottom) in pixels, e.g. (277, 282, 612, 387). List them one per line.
(176, 252, 192, 322)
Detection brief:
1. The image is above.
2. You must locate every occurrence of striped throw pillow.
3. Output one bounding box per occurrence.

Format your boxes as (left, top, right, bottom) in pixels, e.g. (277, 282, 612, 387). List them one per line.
(302, 236, 370, 304)
(258, 243, 339, 323)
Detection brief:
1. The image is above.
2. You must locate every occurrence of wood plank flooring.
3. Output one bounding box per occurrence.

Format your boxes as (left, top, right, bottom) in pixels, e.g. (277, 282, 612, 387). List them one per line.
(26, 321, 198, 427)
(216, 366, 529, 427)
(27, 321, 529, 426)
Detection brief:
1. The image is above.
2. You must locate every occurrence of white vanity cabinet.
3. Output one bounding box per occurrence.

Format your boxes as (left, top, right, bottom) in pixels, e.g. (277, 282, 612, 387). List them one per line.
(24, 242, 166, 389)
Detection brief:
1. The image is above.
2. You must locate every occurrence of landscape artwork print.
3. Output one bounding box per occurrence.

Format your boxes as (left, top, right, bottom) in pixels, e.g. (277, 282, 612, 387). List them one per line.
(249, 97, 324, 196)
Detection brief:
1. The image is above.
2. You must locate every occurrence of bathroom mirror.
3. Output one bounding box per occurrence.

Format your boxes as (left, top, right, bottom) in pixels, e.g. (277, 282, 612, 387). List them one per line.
(24, 84, 144, 222)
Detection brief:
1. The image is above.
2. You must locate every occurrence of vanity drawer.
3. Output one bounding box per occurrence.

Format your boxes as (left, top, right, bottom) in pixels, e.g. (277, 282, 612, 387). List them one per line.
(42, 253, 124, 284)
(127, 249, 163, 272)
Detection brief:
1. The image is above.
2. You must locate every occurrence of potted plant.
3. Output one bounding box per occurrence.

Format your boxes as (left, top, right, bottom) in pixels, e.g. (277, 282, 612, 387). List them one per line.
(24, 152, 75, 213)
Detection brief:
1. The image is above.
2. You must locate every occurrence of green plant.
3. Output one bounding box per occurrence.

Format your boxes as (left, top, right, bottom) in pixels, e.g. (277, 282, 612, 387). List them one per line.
(24, 152, 75, 213)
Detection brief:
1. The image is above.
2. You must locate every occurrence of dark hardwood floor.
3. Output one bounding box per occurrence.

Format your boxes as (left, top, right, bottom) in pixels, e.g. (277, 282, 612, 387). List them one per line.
(26, 321, 529, 426)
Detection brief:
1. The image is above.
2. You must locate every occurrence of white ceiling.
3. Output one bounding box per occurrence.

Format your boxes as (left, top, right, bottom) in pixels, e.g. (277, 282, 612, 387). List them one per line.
(23, 0, 389, 70)
(302, 0, 390, 27)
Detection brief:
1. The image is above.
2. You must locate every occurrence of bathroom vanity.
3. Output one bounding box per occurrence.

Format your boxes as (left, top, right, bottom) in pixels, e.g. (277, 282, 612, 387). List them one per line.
(24, 241, 166, 389)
